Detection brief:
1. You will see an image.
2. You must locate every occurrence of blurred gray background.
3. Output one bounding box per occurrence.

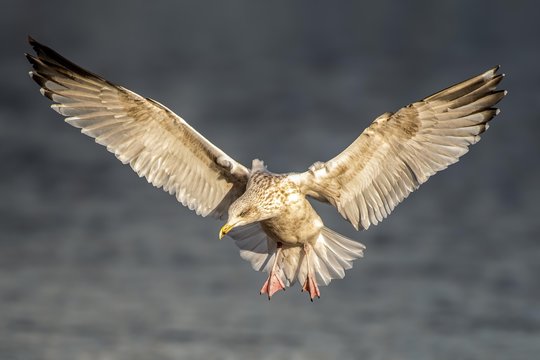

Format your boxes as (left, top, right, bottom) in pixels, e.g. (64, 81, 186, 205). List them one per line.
(1, 1, 539, 359)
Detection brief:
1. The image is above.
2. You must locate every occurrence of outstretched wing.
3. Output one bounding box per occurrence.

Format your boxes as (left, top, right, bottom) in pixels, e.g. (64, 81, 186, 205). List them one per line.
(296, 67, 506, 230)
(26, 37, 249, 219)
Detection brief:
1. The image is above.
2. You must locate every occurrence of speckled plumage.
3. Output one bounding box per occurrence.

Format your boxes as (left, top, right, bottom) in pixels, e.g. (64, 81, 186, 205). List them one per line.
(27, 37, 506, 300)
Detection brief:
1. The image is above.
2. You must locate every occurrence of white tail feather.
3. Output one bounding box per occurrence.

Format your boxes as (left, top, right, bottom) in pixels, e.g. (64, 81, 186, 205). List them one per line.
(229, 224, 365, 288)
(310, 227, 366, 286)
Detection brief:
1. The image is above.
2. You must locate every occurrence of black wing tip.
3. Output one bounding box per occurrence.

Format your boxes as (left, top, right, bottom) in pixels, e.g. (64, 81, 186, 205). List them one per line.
(25, 53, 42, 76)
(26, 36, 61, 62)
(496, 90, 508, 103)
(25, 36, 107, 83)
(491, 89, 507, 102)
(27, 35, 45, 54)
(490, 65, 507, 79)
(25, 36, 40, 64)
(489, 68, 507, 99)
(26, 35, 56, 67)
(25, 52, 36, 63)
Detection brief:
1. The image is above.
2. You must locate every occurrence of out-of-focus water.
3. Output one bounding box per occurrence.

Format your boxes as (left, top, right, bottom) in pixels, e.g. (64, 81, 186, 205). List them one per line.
(1, 1, 539, 359)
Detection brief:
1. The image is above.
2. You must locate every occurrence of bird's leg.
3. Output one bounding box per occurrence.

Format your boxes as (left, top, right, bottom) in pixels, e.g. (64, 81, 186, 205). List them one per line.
(259, 242, 285, 299)
(301, 243, 321, 301)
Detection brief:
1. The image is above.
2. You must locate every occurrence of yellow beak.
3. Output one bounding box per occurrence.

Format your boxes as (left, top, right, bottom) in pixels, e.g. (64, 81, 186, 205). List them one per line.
(219, 223, 234, 240)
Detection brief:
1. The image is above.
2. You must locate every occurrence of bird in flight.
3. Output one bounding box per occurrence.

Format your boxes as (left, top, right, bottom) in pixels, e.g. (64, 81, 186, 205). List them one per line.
(26, 37, 506, 301)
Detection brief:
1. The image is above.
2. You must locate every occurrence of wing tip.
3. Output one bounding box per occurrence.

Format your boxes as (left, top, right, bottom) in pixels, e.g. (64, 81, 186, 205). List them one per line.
(484, 65, 502, 80)
(493, 65, 506, 79)
(25, 36, 105, 83)
(27, 35, 45, 55)
(27, 35, 37, 47)
(424, 65, 506, 103)
(25, 52, 38, 66)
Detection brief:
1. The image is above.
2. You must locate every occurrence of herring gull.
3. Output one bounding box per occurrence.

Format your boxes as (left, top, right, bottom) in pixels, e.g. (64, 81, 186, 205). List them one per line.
(26, 37, 506, 300)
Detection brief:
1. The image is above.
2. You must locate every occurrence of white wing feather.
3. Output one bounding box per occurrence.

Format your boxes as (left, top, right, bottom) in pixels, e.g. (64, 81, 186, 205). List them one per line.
(27, 37, 249, 219)
(297, 67, 506, 230)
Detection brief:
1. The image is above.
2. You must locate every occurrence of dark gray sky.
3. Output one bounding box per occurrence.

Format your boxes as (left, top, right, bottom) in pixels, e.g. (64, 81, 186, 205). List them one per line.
(1, 1, 539, 359)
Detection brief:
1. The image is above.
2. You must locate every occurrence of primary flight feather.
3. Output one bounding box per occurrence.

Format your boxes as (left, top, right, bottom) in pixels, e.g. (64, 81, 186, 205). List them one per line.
(26, 37, 506, 300)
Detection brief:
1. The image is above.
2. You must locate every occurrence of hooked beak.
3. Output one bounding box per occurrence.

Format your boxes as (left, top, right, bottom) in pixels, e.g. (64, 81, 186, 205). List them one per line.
(219, 223, 235, 240)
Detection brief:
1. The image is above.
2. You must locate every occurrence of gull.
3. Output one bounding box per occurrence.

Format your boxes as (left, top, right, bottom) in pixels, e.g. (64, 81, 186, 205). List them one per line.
(26, 37, 506, 301)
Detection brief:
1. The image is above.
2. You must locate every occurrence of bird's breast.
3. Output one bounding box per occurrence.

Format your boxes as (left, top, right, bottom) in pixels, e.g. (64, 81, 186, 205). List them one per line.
(260, 197, 322, 247)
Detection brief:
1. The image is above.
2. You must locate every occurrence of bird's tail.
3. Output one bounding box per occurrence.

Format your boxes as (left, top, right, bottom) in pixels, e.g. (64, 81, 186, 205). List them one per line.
(295, 227, 366, 287)
(230, 224, 365, 288)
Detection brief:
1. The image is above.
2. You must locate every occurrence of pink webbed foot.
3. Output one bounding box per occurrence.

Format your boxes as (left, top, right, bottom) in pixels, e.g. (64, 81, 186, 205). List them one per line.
(260, 272, 286, 299)
(302, 273, 321, 301)
(301, 244, 321, 301)
(260, 242, 285, 300)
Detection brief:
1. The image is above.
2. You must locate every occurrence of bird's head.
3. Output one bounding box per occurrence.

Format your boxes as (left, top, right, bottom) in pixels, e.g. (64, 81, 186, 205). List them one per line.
(219, 200, 261, 239)
(218, 181, 282, 239)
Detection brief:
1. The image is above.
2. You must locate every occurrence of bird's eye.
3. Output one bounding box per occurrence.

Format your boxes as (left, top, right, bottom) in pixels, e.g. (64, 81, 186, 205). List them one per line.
(239, 209, 251, 217)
